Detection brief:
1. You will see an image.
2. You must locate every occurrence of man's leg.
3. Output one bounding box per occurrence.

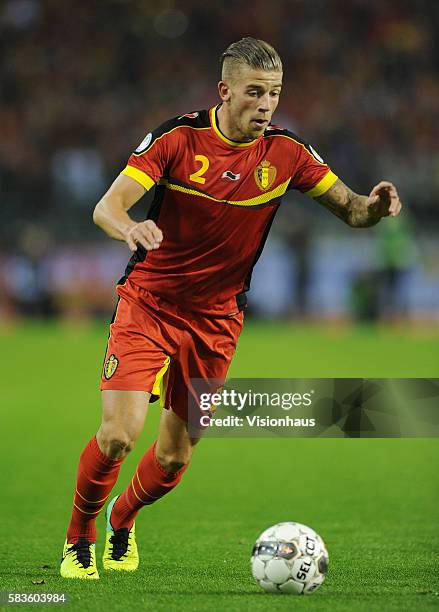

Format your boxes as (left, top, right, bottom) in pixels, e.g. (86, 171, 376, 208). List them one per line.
(61, 390, 149, 579)
(110, 406, 199, 532)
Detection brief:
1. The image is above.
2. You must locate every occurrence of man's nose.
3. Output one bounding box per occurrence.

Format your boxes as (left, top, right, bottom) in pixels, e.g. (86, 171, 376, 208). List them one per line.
(258, 93, 270, 112)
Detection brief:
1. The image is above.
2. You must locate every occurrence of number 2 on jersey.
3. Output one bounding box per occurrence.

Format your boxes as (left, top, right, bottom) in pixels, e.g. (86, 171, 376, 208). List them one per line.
(189, 154, 209, 184)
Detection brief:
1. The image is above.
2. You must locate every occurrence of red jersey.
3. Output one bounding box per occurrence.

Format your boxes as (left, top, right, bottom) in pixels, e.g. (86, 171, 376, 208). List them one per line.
(120, 105, 337, 314)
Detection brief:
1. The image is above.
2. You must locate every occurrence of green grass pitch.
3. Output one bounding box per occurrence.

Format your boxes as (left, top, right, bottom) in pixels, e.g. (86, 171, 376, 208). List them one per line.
(1, 321, 438, 611)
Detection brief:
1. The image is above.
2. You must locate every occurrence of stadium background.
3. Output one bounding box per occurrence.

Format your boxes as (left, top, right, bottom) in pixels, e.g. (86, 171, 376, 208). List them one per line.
(1, 0, 439, 322)
(1, 1, 438, 610)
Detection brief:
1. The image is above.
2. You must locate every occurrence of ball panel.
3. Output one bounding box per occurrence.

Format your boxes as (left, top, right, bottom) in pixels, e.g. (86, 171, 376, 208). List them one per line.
(317, 554, 329, 575)
(303, 574, 325, 594)
(291, 556, 316, 583)
(253, 541, 278, 561)
(299, 533, 321, 558)
(251, 557, 266, 581)
(259, 579, 279, 593)
(276, 541, 299, 561)
(273, 523, 300, 542)
(265, 559, 290, 584)
(279, 579, 304, 595)
(296, 523, 318, 538)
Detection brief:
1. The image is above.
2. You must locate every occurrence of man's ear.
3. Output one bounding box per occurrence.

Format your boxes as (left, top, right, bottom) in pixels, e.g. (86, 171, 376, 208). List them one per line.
(218, 80, 231, 103)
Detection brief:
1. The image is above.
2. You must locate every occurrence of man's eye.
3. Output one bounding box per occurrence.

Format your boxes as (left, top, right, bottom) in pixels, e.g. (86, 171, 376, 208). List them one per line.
(271, 91, 280, 97)
(247, 91, 258, 97)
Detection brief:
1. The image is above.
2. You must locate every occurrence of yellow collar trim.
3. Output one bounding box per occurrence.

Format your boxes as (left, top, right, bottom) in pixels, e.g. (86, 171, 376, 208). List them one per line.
(210, 106, 259, 148)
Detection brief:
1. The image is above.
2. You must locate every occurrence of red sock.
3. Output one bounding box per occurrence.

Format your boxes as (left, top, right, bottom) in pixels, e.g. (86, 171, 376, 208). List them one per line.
(111, 441, 188, 531)
(66, 436, 122, 544)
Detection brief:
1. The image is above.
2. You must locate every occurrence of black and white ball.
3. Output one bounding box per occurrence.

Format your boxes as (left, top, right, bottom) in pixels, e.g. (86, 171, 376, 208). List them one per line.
(251, 522, 329, 595)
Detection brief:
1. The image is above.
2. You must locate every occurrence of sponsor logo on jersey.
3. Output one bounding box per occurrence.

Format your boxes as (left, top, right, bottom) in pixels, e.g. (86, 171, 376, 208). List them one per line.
(135, 132, 152, 153)
(254, 160, 277, 191)
(222, 170, 241, 181)
(178, 112, 199, 119)
(103, 354, 119, 379)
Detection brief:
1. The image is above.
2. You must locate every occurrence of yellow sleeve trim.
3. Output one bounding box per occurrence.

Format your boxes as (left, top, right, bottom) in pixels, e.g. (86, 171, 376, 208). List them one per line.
(305, 170, 338, 198)
(121, 165, 155, 191)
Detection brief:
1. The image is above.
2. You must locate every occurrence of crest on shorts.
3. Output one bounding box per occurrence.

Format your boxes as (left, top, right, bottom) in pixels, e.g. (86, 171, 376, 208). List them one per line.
(254, 160, 277, 191)
(104, 354, 119, 379)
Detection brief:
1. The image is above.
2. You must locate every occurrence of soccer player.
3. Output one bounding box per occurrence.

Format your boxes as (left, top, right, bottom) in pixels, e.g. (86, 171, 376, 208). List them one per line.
(60, 37, 402, 578)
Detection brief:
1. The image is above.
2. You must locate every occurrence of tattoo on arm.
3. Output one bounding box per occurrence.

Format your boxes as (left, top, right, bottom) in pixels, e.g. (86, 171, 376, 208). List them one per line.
(315, 179, 379, 228)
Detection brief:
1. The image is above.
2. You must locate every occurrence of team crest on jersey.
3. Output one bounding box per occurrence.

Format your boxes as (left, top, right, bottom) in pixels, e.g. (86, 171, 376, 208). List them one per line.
(103, 354, 119, 379)
(254, 160, 277, 191)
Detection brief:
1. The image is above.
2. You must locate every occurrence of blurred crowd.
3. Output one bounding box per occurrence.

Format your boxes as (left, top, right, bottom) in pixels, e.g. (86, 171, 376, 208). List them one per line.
(1, 0, 438, 321)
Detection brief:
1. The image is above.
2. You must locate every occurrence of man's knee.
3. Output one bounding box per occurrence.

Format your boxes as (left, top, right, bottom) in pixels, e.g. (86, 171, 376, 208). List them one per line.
(97, 429, 136, 460)
(98, 390, 150, 460)
(155, 446, 192, 474)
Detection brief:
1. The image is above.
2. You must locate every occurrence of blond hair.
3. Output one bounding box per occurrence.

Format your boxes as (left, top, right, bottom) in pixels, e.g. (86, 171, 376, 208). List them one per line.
(220, 37, 283, 81)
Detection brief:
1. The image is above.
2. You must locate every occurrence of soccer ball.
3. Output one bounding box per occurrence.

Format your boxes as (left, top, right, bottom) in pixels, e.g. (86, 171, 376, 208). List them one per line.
(251, 522, 329, 595)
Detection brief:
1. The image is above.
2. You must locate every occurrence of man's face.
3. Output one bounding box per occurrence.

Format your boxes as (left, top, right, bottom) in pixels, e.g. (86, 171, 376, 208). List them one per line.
(219, 65, 283, 141)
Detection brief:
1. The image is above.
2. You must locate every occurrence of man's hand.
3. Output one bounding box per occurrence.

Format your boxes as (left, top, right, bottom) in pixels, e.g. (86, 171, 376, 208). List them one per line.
(315, 178, 403, 228)
(93, 174, 165, 247)
(125, 219, 163, 252)
(366, 181, 402, 219)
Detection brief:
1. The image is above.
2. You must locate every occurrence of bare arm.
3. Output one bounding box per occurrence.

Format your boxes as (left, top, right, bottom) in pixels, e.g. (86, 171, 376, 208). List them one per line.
(315, 178, 402, 228)
(93, 174, 163, 251)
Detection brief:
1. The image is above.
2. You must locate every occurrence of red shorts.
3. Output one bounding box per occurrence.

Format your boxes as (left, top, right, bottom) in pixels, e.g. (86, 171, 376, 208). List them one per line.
(100, 279, 244, 423)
